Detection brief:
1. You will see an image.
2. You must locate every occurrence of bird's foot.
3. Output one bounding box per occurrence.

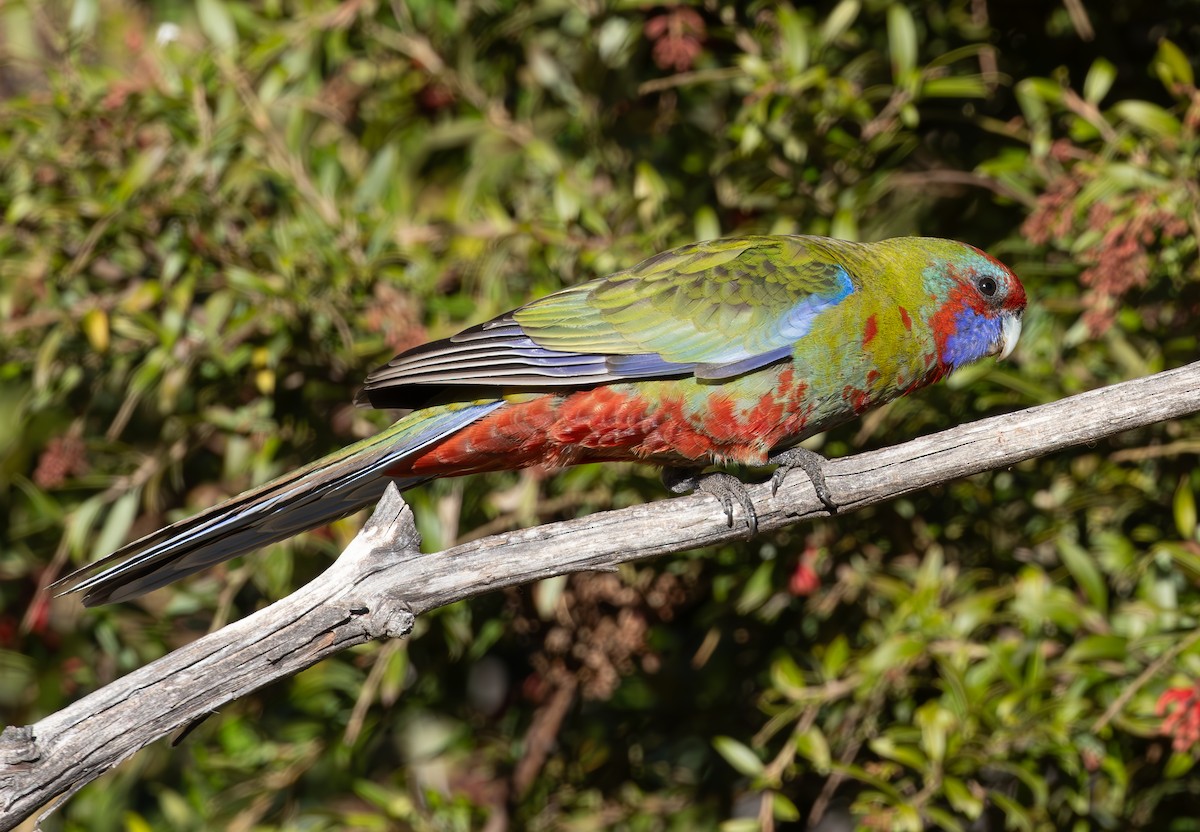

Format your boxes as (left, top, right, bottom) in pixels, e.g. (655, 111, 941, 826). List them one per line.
(767, 447, 838, 513)
(662, 468, 759, 535)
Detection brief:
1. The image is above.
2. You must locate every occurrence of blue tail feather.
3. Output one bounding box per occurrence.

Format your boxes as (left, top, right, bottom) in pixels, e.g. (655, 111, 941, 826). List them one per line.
(54, 402, 503, 606)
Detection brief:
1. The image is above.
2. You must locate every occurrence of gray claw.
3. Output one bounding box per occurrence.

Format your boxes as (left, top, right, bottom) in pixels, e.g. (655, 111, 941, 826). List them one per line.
(662, 467, 758, 534)
(767, 447, 838, 513)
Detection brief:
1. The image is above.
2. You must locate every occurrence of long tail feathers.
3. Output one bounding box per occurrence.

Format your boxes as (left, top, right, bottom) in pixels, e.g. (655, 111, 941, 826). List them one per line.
(52, 401, 503, 606)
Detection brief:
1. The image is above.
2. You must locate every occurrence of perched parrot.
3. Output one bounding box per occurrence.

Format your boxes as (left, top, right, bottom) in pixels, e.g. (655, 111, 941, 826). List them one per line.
(54, 235, 1026, 605)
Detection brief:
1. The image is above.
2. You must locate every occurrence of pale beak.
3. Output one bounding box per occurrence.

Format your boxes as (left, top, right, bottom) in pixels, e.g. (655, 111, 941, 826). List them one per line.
(997, 313, 1022, 360)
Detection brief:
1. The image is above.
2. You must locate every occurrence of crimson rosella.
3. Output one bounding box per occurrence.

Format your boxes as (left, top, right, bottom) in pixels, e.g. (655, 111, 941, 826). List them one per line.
(55, 235, 1026, 605)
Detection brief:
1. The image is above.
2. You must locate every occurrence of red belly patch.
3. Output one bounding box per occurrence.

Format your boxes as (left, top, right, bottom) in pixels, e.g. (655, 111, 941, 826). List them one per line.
(385, 376, 811, 478)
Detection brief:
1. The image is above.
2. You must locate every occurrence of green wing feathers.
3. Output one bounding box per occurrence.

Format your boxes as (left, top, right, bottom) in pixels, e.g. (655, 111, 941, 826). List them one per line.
(513, 236, 858, 370)
(357, 235, 862, 405)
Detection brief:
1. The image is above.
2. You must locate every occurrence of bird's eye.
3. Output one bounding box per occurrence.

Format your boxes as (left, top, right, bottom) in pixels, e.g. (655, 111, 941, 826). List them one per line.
(977, 276, 998, 297)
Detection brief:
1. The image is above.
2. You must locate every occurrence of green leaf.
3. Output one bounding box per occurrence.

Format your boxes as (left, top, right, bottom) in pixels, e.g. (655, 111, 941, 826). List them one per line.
(354, 144, 399, 210)
(821, 635, 850, 678)
(1064, 635, 1128, 664)
(887, 4, 917, 82)
(719, 821, 760, 832)
(1165, 751, 1196, 779)
(196, 0, 238, 51)
(772, 792, 801, 821)
(819, 0, 860, 46)
(1015, 78, 1053, 150)
(112, 145, 168, 205)
(915, 701, 956, 764)
(770, 655, 807, 699)
(354, 777, 413, 815)
(1154, 38, 1195, 92)
(869, 735, 928, 770)
(1083, 58, 1116, 105)
(533, 574, 568, 620)
(990, 792, 1035, 832)
(81, 308, 110, 354)
(1156, 542, 1200, 580)
(122, 813, 154, 832)
(67, 496, 107, 558)
(4, 193, 36, 225)
(925, 808, 965, 832)
(91, 490, 141, 561)
(1057, 538, 1108, 614)
(1019, 76, 1065, 105)
(862, 634, 924, 675)
(793, 725, 831, 773)
(694, 205, 721, 242)
(257, 541, 294, 596)
(380, 644, 410, 705)
(634, 161, 668, 224)
(736, 561, 775, 614)
(922, 76, 988, 98)
(596, 17, 634, 66)
(1112, 100, 1182, 138)
(838, 763, 906, 801)
(713, 736, 765, 777)
(1174, 476, 1197, 539)
(777, 5, 809, 72)
(68, 0, 99, 37)
(830, 207, 858, 242)
(943, 776, 984, 819)
(554, 174, 581, 223)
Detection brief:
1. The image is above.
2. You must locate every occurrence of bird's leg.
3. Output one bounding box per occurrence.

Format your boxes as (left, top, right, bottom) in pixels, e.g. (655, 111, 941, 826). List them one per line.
(662, 467, 759, 535)
(767, 447, 838, 513)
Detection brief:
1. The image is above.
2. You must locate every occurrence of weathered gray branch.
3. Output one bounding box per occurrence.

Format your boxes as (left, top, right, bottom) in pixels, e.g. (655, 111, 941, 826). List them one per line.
(2, 360, 1199, 829)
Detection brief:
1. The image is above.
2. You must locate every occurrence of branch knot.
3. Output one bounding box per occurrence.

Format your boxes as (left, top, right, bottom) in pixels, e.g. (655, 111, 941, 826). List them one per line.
(0, 726, 39, 767)
(353, 598, 415, 640)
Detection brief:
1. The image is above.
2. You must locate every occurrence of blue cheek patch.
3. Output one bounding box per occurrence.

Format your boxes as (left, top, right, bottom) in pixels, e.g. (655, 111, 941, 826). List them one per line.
(942, 307, 1001, 368)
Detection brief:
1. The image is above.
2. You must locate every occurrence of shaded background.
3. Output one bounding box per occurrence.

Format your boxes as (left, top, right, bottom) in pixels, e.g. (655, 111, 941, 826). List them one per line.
(2, 0, 1200, 828)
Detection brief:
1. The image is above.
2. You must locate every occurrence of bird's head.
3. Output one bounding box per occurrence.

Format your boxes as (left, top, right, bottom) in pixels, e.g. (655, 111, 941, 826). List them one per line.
(914, 239, 1027, 370)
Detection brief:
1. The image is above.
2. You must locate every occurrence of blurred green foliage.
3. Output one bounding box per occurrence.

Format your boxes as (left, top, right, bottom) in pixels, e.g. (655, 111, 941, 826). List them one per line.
(2, 0, 1199, 829)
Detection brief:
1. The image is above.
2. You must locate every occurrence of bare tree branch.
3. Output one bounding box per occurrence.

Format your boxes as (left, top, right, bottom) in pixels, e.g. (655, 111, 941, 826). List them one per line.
(2, 360, 1200, 830)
